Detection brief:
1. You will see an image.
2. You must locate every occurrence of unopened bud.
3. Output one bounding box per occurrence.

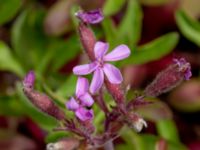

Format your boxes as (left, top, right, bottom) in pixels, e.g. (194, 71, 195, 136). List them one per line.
(145, 58, 192, 97)
(75, 9, 104, 24)
(78, 23, 96, 61)
(23, 71, 35, 89)
(23, 72, 65, 120)
(23, 88, 65, 120)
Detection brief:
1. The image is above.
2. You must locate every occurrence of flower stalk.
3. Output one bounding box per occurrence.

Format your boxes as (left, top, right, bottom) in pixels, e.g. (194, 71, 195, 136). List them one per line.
(22, 8, 192, 149)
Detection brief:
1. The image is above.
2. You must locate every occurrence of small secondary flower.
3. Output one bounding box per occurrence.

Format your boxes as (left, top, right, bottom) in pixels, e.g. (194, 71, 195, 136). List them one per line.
(73, 41, 131, 94)
(75, 9, 104, 24)
(66, 77, 94, 121)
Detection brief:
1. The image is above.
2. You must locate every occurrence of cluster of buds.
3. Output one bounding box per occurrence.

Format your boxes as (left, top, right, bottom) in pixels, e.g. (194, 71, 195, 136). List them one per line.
(22, 9, 192, 149)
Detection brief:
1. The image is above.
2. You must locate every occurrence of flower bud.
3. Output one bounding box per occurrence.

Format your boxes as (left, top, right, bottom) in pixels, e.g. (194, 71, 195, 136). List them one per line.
(23, 88, 65, 120)
(23, 71, 65, 120)
(144, 58, 192, 97)
(23, 71, 35, 89)
(78, 23, 96, 61)
(75, 9, 104, 24)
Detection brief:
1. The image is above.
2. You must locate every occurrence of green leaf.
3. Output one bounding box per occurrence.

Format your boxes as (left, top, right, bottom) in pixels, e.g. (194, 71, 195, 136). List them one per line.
(119, 32, 179, 66)
(0, 0, 22, 25)
(102, 17, 117, 49)
(11, 8, 49, 70)
(118, 0, 143, 48)
(45, 131, 69, 143)
(56, 75, 77, 98)
(156, 119, 180, 143)
(139, 0, 170, 6)
(0, 96, 23, 116)
(176, 10, 200, 47)
(135, 99, 172, 122)
(50, 35, 80, 72)
(141, 134, 187, 150)
(103, 0, 126, 16)
(0, 41, 24, 76)
(120, 128, 145, 150)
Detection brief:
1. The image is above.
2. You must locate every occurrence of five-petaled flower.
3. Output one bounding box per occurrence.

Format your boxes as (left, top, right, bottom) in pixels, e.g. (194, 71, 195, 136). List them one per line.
(73, 41, 131, 94)
(66, 77, 94, 121)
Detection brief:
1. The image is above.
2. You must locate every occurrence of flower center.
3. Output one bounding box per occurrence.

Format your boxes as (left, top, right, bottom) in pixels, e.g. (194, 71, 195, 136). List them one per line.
(97, 59, 104, 68)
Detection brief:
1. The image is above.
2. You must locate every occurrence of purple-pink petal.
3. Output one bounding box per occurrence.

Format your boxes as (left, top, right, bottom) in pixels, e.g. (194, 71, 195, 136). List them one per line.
(173, 58, 192, 80)
(89, 68, 104, 94)
(79, 93, 94, 107)
(76, 77, 89, 98)
(66, 97, 79, 111)
(75, 107, 94, 121)
(103, 63, 123, 84)
(104, 45, 130, 62)
(23, 71, 35, 89)
(73, 62, 97, 75)
(94, 41, 109, 60)
(75, 9, 104, 24)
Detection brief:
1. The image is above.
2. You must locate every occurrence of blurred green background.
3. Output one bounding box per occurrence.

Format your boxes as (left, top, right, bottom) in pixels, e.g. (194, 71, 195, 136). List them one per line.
(0, 0, 200, 149)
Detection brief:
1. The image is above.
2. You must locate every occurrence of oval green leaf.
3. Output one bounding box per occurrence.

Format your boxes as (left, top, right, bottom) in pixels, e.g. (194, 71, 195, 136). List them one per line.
(0, 0, 22, 25)
(176, 10, 200, 47)
(119, 32, 179, 66)
(0, 41, 24, 76)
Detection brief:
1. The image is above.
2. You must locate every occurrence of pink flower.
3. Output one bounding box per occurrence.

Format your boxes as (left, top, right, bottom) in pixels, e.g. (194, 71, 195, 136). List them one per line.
(73, 41, 131, 94)
(66, 77, 94, 121)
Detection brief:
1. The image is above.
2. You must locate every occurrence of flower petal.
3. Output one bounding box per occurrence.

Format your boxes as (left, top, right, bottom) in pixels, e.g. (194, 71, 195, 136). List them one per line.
(75, 107, 93, 121)
(23, 71, 35, 89)
(76, 77, 89, 98)
(104, 44, 130, 61)
(103, 63, 123, 84)
(94, 41, 109, 59)
(89, 68, 104, 94)
(66, 97, 79, 111)
(79, 93, 94, 107)
(73, 62, 97, 75)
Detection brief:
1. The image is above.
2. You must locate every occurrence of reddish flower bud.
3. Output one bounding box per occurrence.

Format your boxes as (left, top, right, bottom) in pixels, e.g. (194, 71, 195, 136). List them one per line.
(23, 71, 65, 120)
(23, 88, 65, 120)
(78, 23, 96, 61)
(144, 58, 192, 97)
